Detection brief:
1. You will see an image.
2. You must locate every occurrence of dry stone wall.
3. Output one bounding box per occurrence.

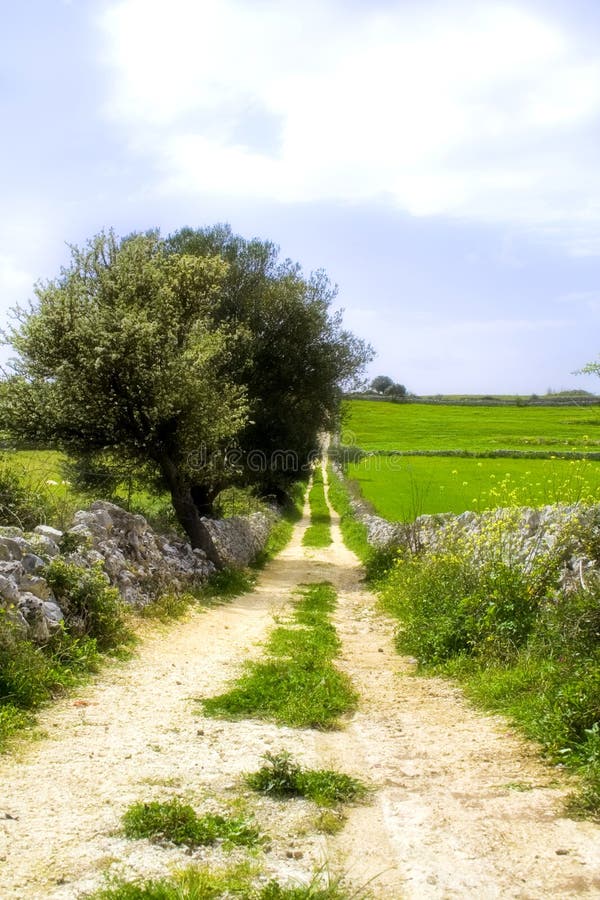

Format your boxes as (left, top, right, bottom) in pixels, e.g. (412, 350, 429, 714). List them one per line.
(338, 464, 600, 590)
(0, 501, 276, 644)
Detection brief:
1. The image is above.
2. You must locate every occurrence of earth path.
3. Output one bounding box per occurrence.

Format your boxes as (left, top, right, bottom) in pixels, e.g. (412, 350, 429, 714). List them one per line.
(0, 467, 599, 898)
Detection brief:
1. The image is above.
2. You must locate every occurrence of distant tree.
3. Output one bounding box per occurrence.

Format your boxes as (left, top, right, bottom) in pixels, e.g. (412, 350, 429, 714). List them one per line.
(384, 382, 408, 401)
(370, 375, 394, 394)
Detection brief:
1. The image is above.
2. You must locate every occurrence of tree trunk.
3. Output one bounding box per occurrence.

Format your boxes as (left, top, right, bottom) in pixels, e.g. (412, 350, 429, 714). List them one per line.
(158, 455, 221, 568)
(190, 483, 220, 518)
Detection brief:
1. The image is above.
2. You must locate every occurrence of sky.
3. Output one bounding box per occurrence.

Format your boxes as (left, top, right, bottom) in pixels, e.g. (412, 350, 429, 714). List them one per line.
(2, 0, 600, 395)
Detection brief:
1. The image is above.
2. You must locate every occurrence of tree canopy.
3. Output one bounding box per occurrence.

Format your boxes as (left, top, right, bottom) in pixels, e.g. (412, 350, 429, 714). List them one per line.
(370, 375, 394, 394)
(166, 225, 372, 496)
(4, 226, 372, 557)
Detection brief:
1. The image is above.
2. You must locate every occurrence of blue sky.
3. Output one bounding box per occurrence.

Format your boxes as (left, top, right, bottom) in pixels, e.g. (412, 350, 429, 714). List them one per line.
(2, 0, 600, 395)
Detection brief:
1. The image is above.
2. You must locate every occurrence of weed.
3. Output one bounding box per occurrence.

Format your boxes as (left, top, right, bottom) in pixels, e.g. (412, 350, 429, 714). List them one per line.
(84, 863, 357, 899)
(246, 751, 368, 806)
(122, 798, 261, 848)
(199, 568, 257, 602)
(84, 862, 257, 899)
(313, 808, 347, 834)
(139, 592, 195, 622)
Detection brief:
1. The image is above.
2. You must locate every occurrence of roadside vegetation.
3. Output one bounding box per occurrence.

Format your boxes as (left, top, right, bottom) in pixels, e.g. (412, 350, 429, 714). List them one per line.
(0, 559, 134, 749)
(327, 467, 395, 585)
(201, 582, 358, 729)
(331, 450, 600, 819)
(380, 517, 600, 819)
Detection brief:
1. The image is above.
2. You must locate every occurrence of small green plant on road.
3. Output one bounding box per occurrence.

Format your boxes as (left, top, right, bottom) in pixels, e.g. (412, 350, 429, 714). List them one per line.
(122, 798, 260, 848)
(246, 751, 369, 806)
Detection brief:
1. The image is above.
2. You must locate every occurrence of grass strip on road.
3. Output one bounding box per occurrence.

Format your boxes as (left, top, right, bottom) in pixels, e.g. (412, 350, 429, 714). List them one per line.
(303, 467, 332, 547)
(201, 582, 357, 729)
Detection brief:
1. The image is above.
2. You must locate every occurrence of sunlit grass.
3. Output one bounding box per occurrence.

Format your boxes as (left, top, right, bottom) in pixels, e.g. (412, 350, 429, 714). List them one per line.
(344, 399, 600, 453)
(347, 456, 600, 521)
(201, 583, 357, 729)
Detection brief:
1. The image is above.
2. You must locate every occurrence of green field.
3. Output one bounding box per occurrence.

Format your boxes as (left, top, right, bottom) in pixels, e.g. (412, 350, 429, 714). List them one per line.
(343, 400, 600, 519)
(347, 456, 600, 520)
(343, 400, 600, 453)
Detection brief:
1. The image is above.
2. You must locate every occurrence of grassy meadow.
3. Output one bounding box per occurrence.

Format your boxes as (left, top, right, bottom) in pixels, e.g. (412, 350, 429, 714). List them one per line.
(343, 399, 600, 453)
(342, 400, 600, 519)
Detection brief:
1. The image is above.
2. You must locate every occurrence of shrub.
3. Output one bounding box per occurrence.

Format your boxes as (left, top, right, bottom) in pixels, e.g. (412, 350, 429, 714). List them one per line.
(44, 559, 131, 650)
(381, 515, 564, 664)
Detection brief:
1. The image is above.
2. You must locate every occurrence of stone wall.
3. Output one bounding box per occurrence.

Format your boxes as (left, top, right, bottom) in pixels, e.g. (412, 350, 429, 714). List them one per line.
(337, 464, 600, 589)
(0, 501, 277, 644)
(203, 510, 275, 569)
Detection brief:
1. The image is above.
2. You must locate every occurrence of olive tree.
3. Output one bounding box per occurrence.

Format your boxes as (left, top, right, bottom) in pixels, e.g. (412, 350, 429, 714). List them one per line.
(5, 230, 246, 562)
(5, 225, 372, 551)
(166, 225, 373, 498)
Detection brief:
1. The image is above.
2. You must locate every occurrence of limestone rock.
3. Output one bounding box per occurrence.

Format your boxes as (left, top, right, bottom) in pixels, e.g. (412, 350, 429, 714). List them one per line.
(34, 524, 64, 541)
(22, 553, 46, 574)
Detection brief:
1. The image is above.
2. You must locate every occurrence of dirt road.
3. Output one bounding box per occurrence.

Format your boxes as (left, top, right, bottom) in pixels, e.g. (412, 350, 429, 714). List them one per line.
(1, 471, 599, 898)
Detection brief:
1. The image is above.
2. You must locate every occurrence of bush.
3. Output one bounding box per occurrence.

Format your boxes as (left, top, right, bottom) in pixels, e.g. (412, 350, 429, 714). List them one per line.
(381, 515, 564, 664)
(44, 559, 132, 650)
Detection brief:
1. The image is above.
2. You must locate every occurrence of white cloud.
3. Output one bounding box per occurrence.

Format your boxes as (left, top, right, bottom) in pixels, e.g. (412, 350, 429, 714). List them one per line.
(99, 0, 600, 249)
